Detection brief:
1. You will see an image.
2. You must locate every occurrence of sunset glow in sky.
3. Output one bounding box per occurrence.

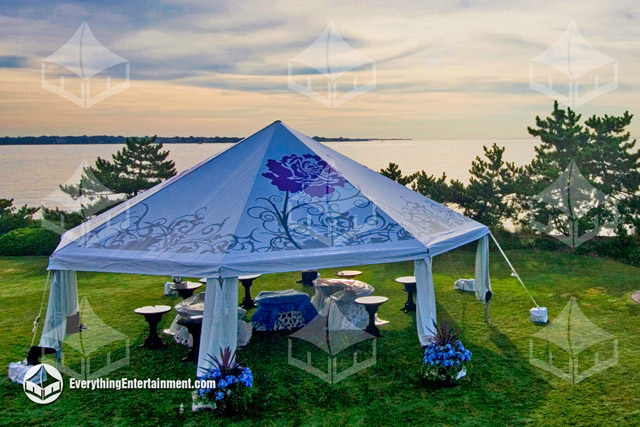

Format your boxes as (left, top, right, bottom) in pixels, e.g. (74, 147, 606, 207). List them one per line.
(1, 0, 639, 138)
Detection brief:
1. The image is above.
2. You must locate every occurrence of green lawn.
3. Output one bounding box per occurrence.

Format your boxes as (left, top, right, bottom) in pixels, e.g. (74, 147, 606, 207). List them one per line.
(1, 250, 640, 426)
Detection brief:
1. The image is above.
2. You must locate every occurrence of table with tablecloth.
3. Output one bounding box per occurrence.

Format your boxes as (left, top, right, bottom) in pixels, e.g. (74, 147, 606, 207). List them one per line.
(310, 278, 376, 330)
(251, 289, 317, 331)
(165, 293, 252, 347)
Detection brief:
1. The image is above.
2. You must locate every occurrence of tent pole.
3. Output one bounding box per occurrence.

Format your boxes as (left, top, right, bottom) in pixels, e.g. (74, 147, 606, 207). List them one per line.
(483, 301, 490, 323)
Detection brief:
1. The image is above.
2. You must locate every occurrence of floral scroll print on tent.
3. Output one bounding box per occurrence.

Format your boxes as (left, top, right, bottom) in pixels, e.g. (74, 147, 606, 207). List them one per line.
(288, 22, 376, 108)
(529, 298, 617, 385)
(529, 21, 617, 108)
(81, 153, 411, 253)
(41, 21, 130, 109)
(262, 154, 347, 197)
(253, 153, 408, 250)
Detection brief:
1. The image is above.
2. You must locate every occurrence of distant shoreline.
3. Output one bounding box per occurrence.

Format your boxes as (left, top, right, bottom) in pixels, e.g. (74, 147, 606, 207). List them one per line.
(0, 136, 412, 145)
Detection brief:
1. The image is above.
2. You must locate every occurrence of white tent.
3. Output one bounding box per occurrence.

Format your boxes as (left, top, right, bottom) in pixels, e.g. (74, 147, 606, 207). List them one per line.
(40, 121, 492, 376)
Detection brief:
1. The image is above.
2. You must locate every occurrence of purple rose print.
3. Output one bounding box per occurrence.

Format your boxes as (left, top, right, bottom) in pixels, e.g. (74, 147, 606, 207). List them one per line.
(262, 154, 346, 197)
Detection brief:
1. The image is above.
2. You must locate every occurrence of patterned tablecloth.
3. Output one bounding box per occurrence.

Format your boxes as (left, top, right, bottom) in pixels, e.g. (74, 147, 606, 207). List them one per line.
(251, 289, 317, 331)
(311, 279, 374, 329)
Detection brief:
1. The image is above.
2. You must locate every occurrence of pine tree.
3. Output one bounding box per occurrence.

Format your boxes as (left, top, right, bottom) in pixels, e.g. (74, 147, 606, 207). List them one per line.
(61, 136, 177, 214)
(462, 144, 518, 229)
(525, 100, 589, 193)
(518, 102, 640, 236)
(0, 199, 38, 235)
(582, 112, 640, 233)
(379, 162, 418, 186)
(411, 172, 455, 204)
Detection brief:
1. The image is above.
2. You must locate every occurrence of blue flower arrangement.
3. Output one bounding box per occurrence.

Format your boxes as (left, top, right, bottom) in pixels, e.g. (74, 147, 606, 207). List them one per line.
(422, 321, 472, 383)
(196, 347, 255, 415)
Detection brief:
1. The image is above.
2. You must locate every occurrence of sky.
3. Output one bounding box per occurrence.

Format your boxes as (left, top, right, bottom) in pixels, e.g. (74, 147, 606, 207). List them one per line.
(0, 0, 639, 139)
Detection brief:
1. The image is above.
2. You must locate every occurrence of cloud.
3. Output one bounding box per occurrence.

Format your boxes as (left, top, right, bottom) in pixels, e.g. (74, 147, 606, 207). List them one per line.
(1, 0, 639, 137)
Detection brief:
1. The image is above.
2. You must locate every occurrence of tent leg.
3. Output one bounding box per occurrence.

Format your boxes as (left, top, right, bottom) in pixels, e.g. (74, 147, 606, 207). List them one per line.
(197, 277, 239, 377)
(483, 301, 491, 323)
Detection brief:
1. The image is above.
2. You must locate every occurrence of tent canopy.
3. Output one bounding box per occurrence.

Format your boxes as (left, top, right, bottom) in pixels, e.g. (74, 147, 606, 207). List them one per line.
(48, 121, 488, 278)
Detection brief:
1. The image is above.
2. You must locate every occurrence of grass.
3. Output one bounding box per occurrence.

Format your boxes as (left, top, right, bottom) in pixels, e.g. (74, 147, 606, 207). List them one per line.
(1, 249, 640, 426)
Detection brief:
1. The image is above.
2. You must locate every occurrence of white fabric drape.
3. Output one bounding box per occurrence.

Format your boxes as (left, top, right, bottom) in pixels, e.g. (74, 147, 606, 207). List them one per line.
(39, 270, 78, 351)
(414, 258, 437, 346)
(474, 235, 491, 303)
(197, 277, 239, 377)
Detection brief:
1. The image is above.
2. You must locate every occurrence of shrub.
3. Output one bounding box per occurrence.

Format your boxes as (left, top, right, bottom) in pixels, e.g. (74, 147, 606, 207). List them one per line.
(0, 227, 60, 256)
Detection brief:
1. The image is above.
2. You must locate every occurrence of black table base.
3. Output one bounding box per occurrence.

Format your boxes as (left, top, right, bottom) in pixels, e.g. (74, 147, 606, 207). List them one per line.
(240, 278, 257, 309)
(139, 313, 166, 349)
(178, 319, 202, 362)
(363, 305, 383, 337)
(176, 288, 196, 300)
(402, 283, 417, 313)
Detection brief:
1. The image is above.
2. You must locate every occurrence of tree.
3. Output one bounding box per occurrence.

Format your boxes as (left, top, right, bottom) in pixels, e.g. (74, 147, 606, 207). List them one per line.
(41, 207, 85, 232)
(0, 199, 38, 235)
(518, 102, 640, 236)
(527, 100, 589, 182)
(61, 136, 177, 211)
(462, 144, 519, 229)
(582, 112, 640, 234)
(379, 162, 418, 186)
(411, 172, 457, 205)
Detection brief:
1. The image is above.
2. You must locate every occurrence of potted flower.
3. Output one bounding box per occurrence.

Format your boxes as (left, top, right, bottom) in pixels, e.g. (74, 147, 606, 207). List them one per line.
(194, 347, 255, 415)
(422, 321, 472, 384)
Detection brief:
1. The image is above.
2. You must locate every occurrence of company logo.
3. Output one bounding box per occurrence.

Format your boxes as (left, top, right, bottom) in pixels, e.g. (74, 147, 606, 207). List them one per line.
(529, 297, 618, 384)
(529, 21, 617, 108)
(288, 298, 376, 384)
(288, 22, 376, 108)
(529, 160, 618, 247)
(41, 21, 130, 109)
(23, 364, 63, 404)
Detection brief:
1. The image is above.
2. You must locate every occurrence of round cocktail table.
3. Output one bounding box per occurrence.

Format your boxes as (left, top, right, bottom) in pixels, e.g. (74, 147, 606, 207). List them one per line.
(134, 305, 171, 349)
(395, 276, 417, 313)
(336, 270, 362, 279)
(170, 282, 202, 300)
(355, 296, 389, 337)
